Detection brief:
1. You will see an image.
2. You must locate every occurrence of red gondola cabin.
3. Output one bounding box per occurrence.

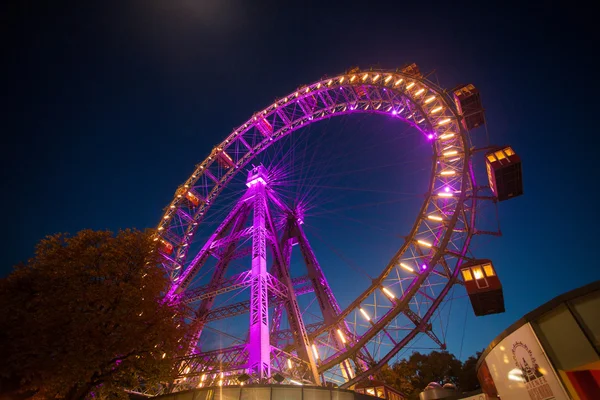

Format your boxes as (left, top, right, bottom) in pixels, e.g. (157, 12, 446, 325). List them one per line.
(453, 84, 485, 131)
(401, 63, 422, 78)
(485, 146, 523, 201)
(461, 259, 505, 316)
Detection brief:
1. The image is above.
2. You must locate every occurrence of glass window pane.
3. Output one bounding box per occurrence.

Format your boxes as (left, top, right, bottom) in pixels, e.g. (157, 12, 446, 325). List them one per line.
(214, 388, 240, 400)
(462, 269, 473, 281)
(303, 388, 330, 400)
(332, 390, 354, 400)
(472, 267, 484, 280)
(194, 389, 213, 400)
(272, 387, 302, 400)
(504, 147, 515, 156)
(571, 291, 600, 350)
(483, 264, 495, 277)
(241, 387, 271, 400)
(495, 150, 506, 160)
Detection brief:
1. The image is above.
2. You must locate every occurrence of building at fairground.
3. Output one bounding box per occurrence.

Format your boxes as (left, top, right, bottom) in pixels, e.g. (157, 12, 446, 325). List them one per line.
(476, 281, 599, 400)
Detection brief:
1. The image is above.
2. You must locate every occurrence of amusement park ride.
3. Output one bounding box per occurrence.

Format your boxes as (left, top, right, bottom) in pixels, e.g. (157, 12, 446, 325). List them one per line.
(147, 64, 523, 395)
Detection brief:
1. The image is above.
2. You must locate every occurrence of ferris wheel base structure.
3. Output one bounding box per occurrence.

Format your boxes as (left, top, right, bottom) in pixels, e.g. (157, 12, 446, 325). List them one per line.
(152, 63, 524, 394)
(148, 384, 396, 400)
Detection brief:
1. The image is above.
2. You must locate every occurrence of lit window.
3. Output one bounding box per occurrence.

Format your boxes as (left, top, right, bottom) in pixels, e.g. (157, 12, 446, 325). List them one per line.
(483, 264, 495, 277)
(461, 269, 473, 281)
(487, 154, 497, 162)
(494, 150, 506, 160)
(504, 147, 515, 156)
(472, 267, 484, 280)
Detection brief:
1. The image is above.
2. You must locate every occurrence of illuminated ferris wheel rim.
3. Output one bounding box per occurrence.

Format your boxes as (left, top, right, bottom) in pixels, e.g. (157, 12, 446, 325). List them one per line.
(156, 67, 477, 386)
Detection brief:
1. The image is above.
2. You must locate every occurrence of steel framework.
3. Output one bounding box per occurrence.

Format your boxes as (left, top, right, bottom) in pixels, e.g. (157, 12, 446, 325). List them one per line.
(153, 67, 489, 391)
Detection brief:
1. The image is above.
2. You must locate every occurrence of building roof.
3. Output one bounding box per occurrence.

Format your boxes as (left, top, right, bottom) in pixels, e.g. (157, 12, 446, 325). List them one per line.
(476, 280, 600, 370)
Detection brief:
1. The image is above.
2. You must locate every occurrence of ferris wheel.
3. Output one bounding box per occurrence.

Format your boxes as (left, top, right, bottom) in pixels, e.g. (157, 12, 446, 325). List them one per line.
(152, 64, 523, 391)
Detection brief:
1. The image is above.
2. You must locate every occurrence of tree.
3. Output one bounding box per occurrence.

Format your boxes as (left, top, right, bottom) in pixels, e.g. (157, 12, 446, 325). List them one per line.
(409, 351, 463, 390)
(378, 350, 480, 400)
(458, 350, 483, 392)
(0, 229, 190, 400)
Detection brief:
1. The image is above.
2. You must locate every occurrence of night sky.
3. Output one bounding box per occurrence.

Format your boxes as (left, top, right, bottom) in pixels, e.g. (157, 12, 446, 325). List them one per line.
(3, 1, 597, 361)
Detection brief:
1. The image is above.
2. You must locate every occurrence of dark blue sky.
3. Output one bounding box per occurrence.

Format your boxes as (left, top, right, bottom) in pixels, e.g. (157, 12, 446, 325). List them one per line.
(3, 1, 597, 360)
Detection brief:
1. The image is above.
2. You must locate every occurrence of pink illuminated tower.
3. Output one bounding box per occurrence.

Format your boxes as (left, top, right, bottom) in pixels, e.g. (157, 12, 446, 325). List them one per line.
(247, 165, 271, 379)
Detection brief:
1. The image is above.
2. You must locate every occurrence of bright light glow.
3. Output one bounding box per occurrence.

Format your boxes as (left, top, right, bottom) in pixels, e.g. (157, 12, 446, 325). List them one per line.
(337, 329, 347, 344)
(419, 119, 426, 124)
(362, 73, 368, 81)
(406, 82, 415, 89)
(508, 369, 525, 382)
(448, 157, 461, 162)
(473, 269, 483, 279)
(359, 308, 371, 321)
(415, 88, 425, 96)
(424, 96, 436, 104)
(350, 75, 356, 82)
(162, 353, 166, 359)
(428, 215, 443, 221)
(339, 77, 345, 83)
(400, 263, 414, 272)
(373, 74, 380, 82)
(327, 79, 333, 86)
(417, 239, 432, 247)
(218, 380, 223, 386)
(312, 344, 319, 359)
(385, 75, 393, 83)
(444, 186, 451, 192)
(443, 150, 458, 156)
(440, 133, 455, 140)
(422, 264, 428, 270)
(163, 215, 170, 220)
(290, 379, 303, 386)
(392, 110, 397, 115)
(382, 287, 395, 299)
(201, 374, 206, 381)
(438, 118, 452, 125)
(246, 176, 267, 187)
(185, 367, 190, 374)
(287, 359, 292, 369)
(430, 106, 443, 113)
(158, 226, 164, 231)
(438, 192, 453, 197)
(394, 78, 403, 86)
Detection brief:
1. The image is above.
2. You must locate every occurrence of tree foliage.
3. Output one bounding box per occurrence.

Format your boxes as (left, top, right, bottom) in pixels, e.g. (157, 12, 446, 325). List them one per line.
(0, 229, 190, 400)
(377, 350, 483, 400)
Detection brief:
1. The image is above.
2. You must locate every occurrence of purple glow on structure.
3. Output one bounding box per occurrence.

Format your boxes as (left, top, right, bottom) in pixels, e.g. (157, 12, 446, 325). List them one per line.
(422, 264, 427, 270)
(392, 110, 397, 115)
(427, 134, 434, 139)
(444, 186, 451, 192)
